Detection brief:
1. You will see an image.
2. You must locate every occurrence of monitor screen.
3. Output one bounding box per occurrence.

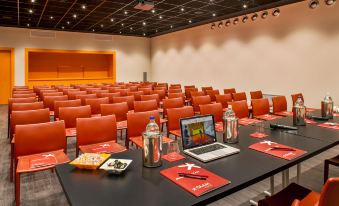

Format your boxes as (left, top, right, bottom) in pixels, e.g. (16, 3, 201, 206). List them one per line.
(180, 115, 216, 150)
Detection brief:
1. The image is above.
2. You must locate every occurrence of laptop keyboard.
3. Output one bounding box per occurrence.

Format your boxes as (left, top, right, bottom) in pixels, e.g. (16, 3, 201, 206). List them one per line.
(190, 144, 226, 155)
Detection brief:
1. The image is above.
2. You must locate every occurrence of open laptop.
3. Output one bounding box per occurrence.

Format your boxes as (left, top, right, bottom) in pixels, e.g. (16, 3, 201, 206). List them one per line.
(180, 115, 240, 162)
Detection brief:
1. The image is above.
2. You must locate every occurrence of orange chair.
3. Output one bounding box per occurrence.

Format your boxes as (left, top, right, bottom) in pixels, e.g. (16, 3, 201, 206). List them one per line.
(170, 84, 181, 89)
(206, 90, 220, 102)
(250, 90, 263, 99)
(15, 121, 69, 206)
(228, 100, 249, 119)
(75, 94, 97, 105)
(140, 94, 160, 106)
(12, 93, 36, 98)
(134, 100, 158, 112)
(138, 88, 152, 95)
(167, 106, 194, 139)
(200, 103, 223, 123)
(54, 99, 82, 120)
(101, 102, 129, 122)
(41, 92, 64, 100)
(191, 95, 212, 113)
(163, 97, 185, 117)
(215, 94, 232, 109)
(224, 88, 236, 94)
(258, 178, 339, 206)
(76, 115, 126, 156)
(127, 86, 138, 92)
(169, 88, 182, 93)
(68, 91, 87, 100)
(13, 86, 29, 90)
(201, 86, 213, 94)
(272, 96, 288, 114)
(251, 98, 270, 117)
(98, 92, 120, 103)
(184, 85, 195, 89)
(85, 97, 109, 115)
(151, 90, 166, 101)
(114, 88, 130, 96)
(232, 92, 247, 101)
(12, 90, 34, 94)
(127, 91, 144, 101)
(185, 88, 198, 100)
(38, 89, 58, 99)
(168, 93, 185, 102)
(62, 88, 80, 95)
(112, 96, 135, 110)
(93, 90, 109, 97)
(191, 91, 205, 97)
(12, 102, 44, 112)
(43, 95, 68, 113)
(59, 105, 91, 136)
(291, 93, 304, 106)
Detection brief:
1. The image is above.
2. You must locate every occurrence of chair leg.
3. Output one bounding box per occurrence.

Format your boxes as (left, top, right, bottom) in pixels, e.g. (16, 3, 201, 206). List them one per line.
(324, 160, 329, 184)
(10, 143, 14, 182)
(15, 172, 20, 206)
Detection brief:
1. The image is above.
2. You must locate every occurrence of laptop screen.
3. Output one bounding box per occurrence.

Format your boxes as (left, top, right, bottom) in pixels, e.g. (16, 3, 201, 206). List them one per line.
(180, 115, 216, 150)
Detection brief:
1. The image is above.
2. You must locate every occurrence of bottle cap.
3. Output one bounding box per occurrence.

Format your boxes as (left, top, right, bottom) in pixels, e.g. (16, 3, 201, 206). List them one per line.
(150, 116, 155, 120)
(228, 105, 232, 109)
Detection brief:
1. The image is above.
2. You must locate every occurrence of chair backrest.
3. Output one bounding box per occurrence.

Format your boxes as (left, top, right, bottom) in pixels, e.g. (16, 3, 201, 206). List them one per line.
(140, 94, 160, 106)
(13, 90, 34, 94)
(206, 90, 220, 102)
(232, 92, 247, 101)
(8, 97, 37, 113)
(75, 94, 97, 105)
(13, 86, 29, 90)
(184, 85, 195, 89)
(41, 92, 64, 100)
(77, 115, 117, 148)
(15, 121, 66, 157)
(200, 103, 223, 122)
(291, 93, 304, 106)
(318, 178, 339, 206)
(134, 100, 158, 112)
(250, 90, 263, 99)
(127, 91, 144, 101)
(251, 98, 270, 117)
(185, 88, 198, 99)
(170, 84, 181, 89)
(151, 90, 166, 101)
(167, 106, 194, 131)
(59, 105, 92, 128)
(115, 88, 130, 96)
(62, 88, 80, 95)
(215, 94, 232, 109)
(224, 88, 236, 94)
(272, 96, 287, 113)
(192, 95, 212, 112)
(10, 108, 51, 140)
(201, 86, 213, 94)
(228, 100, 249, 119)
(138, 88, 152, 95)
(85, 97, 110, 114)
(127, 110, 160, 138)
(43, 95, 68, 111)
(12, 102, 44, 112)
(168, 93, 185, 102)
(163, 97, 185, 117)
(94, 90, 109, 97)
(112, 96, 135, 110)
(12, 93, 36, 98)
(191, 91, 205, 97)
(168, 88, 182, 93)
(98, 92, 120, 103)
(101, 102, 129, 122)
(68, 91, 87, 100)
(54, 99, 82, 119)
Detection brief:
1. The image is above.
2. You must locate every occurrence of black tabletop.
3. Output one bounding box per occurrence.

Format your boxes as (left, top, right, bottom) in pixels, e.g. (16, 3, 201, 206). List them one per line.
(56, 125, 338, 206)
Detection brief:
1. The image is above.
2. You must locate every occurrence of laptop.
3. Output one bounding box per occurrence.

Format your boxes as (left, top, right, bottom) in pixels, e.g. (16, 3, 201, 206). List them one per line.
(180, 115, 240, 162)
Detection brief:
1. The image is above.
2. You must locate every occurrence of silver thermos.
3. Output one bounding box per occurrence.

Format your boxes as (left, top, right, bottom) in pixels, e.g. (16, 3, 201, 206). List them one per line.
(293, 96, 306, 126)
(142, 132, 162, 168)
(223, 105, 239, 144)
(321, 93, 334, 119)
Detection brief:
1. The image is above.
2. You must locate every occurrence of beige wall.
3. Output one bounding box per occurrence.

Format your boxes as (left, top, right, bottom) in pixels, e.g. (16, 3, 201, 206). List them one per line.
(0, 27, 151, 85)
(151, 1, 339, 108)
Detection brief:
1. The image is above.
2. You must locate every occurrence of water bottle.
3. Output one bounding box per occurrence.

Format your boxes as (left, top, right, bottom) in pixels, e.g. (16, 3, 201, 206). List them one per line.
(142, 116, 162, 168)
(145, 116, 160, 133)
(223, 105, 239, 144)
(293, 96, 306, 126)
(321, 93, 334, 119)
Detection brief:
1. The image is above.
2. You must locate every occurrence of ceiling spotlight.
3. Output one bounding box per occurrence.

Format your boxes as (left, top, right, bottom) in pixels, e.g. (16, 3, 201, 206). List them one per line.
(170, 25, 173, 28)
(28, 9, 33, 14)
(212, 13, 216, 17)
(121, 23, 124, 26)
(67, 21, 70, 25)
(159, 15, 163, 19)
(130, 27, 133, 30)
(325, 0, 336, 5)
(73, 14, 77, 18)
(272, 8, 280, 16)
(211, 23, 216, 30)
(242, 16, 248, 23)
(124, 11, 128, 15)
(110, 18, 114, 22)
(50, 16, 54, 20)
(218, 21, 223, 28)
(188, 20, 192, 23)
(251, 13, 258, 21)
(100, 24, 104, 28)
(142, 22, 146, 26)
(261, 11, 268, 19)
(181, 8, 185, 12)
(225, 20, 231, 26)
(309, 0, 319, 9)
(143, 33, 146, 36)
(61, 26, 65, 29)
(155, 29, 158, 32)
(151, 9, 155, 13)
(119, 31, 122, 34)
(27, 23, 30, 27)
(243, 4, 248, 8)
(31, 0, 35, 2)
(92, 29, 95, 32)
(81, 4, 86, 9)
(233, 18, 239, 25)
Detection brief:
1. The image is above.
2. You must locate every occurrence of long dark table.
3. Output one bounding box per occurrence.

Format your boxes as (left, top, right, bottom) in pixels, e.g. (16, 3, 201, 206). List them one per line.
(56, 124, 339, 206)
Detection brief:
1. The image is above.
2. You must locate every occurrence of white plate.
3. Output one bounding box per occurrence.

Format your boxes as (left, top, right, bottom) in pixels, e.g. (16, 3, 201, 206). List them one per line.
(99, 159, 132, 174)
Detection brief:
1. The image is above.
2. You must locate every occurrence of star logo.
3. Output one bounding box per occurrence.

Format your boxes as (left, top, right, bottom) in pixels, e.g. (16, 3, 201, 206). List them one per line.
(42, 154, 54, 158)
(260, 140, 277, 146)
(178, 163, 201, 171)
(100, 144, 110, 148)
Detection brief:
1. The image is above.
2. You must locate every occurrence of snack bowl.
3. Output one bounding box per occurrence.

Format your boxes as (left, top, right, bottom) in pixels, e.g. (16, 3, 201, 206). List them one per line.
(100, 159, 132, 174)
(69, 153, 110, 170)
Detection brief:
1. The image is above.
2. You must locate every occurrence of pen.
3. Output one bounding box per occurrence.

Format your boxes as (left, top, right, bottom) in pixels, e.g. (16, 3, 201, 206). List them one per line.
(178, 173, 208, 180)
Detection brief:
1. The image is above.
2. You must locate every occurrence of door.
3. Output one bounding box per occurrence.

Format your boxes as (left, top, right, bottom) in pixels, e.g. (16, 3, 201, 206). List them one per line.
(0, 49, 13, 104)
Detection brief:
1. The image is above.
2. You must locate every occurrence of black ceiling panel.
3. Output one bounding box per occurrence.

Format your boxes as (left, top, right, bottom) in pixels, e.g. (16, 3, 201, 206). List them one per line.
(0, 0, 302, 37)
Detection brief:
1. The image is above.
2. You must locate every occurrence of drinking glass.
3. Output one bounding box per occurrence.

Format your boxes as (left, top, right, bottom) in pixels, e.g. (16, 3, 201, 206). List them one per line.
(166, 141, 180, 160)
(255, 122, 264, 134)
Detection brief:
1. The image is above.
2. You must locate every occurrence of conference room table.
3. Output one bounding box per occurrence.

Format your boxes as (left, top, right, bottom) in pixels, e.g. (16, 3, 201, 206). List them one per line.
(56, 115, 339, 206)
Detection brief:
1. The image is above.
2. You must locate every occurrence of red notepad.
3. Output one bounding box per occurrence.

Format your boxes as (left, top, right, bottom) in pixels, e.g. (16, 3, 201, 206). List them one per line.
(161, 163, 230, 197)
(90, 143, 126, 153)
(334, 113, 339, 117)
(249, 141, 306, 160)
(250, 132, 268, 139)
(255, 114, 282, 121)
(162, 152, 185, 162)
(274, 111, 293, 116)
(238, 118, 262, 126)
(305, 118, 317, 125)
(30, 153, 57, 169)
(318, 122, 339, 130)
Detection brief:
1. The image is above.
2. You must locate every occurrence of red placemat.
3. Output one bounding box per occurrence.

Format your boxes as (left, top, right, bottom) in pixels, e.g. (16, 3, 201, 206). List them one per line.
(215, 122, 224, 132)
(305, 118, 317, 125)
(255, 114, 282, 121)
(30, 153, 57, 169)
(162, 152, 185, 162)
(161, 163, 230, 197)
(249, 141, 306, 160)
(334, 113, 339, 117)
(250, 132, 268, 139)
(318, 122, 339, 130)
(238, 118, 262, 126)
(274, 111, 293, 116)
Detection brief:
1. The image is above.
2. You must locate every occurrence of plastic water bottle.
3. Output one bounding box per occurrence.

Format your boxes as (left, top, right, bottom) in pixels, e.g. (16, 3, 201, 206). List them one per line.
(145, 116, 160, 134)
(223, 105, 239, 143)
(223, 105, 235, 120)
(293, 96, 306, 126)
(321, 92, 334, 119)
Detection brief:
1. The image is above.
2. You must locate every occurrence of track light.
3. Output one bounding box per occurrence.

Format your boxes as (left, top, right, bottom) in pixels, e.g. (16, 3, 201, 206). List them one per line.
(233, 18, 239, 25)
(211, 23, 216, 30)
(309, 0, 319, 9)
(242, 16, 248, 23)
(218, 21, 223, 28)
(272, 8, 280, 16)
(251, 13, 258, 21)
(261, 11, 268, 19)
(325, 0, 336, 5)
(225, 20, 231, 27)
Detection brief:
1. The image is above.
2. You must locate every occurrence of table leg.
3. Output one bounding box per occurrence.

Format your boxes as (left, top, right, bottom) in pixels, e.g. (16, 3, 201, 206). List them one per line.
(297, 163, 301, 184)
